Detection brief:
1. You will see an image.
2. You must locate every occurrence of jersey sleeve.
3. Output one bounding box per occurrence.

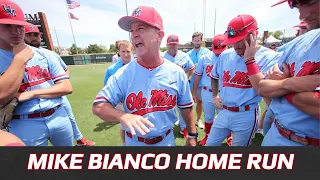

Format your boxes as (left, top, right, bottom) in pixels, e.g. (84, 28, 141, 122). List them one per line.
(185, 55, 195, 71)
(46, 51, 69, 83)
(177, 70, 194, 108)
(94, 73, 124, 106)
(194, 55, 204, 76)
(257, 50, 282, 73)
(51, 51, 67, 71)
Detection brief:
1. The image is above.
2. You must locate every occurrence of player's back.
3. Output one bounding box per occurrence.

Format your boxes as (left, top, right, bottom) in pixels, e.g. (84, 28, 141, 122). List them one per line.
(270, 28, 320, 138)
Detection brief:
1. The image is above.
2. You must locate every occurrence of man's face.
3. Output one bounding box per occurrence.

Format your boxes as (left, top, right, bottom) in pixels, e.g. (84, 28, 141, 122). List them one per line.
(24, 32, 41, 48)
(298, 0, 320, 30)
(166, 43, 178, 57)
(232, 34, 251, 56)
(192, 35, 202, 49)
(130, 21, 163, 58)
(119, 44, 132, 63)
(0, 24, 24, 46)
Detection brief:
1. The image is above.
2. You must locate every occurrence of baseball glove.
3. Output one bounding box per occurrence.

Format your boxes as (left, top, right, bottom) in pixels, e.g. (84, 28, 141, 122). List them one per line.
(0, 98, 19, 130)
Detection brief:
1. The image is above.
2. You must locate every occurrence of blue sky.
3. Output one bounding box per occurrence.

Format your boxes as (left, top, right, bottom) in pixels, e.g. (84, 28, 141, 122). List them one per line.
(13, 0, 301, 49)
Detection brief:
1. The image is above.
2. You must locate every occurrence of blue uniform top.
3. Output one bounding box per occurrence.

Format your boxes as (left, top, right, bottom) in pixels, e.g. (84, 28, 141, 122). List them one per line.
(104, 60, 126, 85)
(211, 46, 281, 107)
(94, 59, 194, 138)
(195, 51, 218, 89)
(162, 50, 195, 72)
(187, 47, 211, 87)
(0, 46, 69, 115)
(269, 29, 320, 138)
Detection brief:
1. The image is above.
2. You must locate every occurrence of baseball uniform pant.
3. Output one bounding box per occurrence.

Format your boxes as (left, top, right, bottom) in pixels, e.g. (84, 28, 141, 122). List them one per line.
(263, 108, 274, 136)
(62, 96, 83, 141)
(179, 87, 202, 129)
(201, 88, 215, 124)
(9, 106, 74, 146)
(206, 106, 258, 146)
(125, 129, 175, 146)
(261, 122, 304, 146)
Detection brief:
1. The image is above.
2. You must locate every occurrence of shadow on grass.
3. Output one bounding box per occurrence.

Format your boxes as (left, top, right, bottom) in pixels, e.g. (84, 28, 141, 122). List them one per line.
(173, 125, 185, 139)
(94, 122, 118, 132)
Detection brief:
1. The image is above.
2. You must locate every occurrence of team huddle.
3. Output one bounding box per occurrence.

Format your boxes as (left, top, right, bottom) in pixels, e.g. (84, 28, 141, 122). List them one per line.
(0, 0, 319, 147)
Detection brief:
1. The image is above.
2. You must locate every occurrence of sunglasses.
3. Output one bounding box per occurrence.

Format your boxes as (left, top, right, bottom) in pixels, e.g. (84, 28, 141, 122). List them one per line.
(288, 0, 316, 9)
(213, 45, 226, 49)
(225, 21, 255, 38)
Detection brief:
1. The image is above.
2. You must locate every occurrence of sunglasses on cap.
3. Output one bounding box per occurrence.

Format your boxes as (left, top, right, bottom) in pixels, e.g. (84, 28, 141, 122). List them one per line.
(213, 45, 226, 49)
(225, 21, 255, 38)
(288, 0, 317, 9)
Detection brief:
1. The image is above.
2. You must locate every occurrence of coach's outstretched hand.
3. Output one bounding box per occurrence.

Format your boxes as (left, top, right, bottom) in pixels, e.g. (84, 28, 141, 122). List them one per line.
(12, 42, 34, 64)
(120, 114, 154, 136)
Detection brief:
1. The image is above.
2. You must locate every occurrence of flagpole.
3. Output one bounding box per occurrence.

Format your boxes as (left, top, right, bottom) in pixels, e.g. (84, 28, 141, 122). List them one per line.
(53, 26, 61, 55)
(125, 0, 130, 40)
(64, 0, 78, 54)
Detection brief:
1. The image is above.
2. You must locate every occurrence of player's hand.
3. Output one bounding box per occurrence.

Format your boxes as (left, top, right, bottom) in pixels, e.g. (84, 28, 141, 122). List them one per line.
(185, 138, 197, 146)
(12, 42, 34, 64)
(265, 63, 290, 80)
(120, 114, 154, 136)
(244, 32, 260, 61)
(213, 96, 223, 109)
(15, 91, 35, 102)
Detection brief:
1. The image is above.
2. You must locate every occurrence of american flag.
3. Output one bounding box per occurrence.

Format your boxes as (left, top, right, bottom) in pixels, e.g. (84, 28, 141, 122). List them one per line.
(69, 12, 79, 20)
(66, 0, 80, 9)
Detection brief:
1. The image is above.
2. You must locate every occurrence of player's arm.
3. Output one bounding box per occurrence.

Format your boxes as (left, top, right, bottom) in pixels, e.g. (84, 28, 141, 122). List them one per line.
(65, 69, 70, 76)
(286, 90, 320, 120)
(180, 107, 197, 132)
(186, 56, 195, 81)
(187, 67, 195, 81)
(192, 57, 204, 98)
(192, 75, 201, 96)
(258, 75, 319, 97)
(0, 43, 33, 105)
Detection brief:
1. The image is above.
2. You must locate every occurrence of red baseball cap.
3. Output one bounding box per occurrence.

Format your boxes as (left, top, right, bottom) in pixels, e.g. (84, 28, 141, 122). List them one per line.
(167, 35, 179, 45)
(293, 21, 308, 28)
(271, 0, 288, 7)
(0, 0, 31, 26)
(25, 24, 41, 34)
(223, 14, 258, 45)
(212, 34, 227, 55)
(118, 6, 163, 32)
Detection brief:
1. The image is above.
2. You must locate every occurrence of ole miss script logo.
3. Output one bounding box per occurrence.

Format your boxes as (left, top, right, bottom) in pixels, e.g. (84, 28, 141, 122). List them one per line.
(126, 90, 177, 116)
(19, 65, 51, 92)
(288, 61, 319, 77)
(205, 65, 214, 77)
(222, 70, 252, 88)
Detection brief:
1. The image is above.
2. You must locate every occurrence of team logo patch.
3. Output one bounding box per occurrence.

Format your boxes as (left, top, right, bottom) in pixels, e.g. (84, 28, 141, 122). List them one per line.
(29, 25, 35, 30)
(288, 61, 320, 77)
(19, 65, 51, 92)
(126, 90, 177, 116)
(132, 7, 141, 17)
(1, 4, 16, 17)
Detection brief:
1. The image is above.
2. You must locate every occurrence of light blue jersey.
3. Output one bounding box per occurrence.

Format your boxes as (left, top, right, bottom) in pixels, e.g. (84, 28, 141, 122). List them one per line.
(94, 59, 194, 139)
(269, 29, 320, 139)
(195, 51, 218, 88)
(162, 50, 195, 72)
(187, 47, 211, 87)
(104, 59, 127, 85)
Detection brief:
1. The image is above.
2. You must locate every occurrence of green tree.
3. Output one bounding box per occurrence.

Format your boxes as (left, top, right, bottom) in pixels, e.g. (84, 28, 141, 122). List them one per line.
(268, 32, 274, 37)
(87, 44, 104, 54)
(273, 30, 284, 39)
(160, 47, 167, 52)
(108, 44, 117, 53)
(70, 44, 79, 55)
(99, 44, 108, 53)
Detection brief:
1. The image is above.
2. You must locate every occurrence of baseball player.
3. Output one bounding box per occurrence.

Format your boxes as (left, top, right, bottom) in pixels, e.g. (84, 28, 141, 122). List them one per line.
(92, 6, 197, 146)
(24, 24, 95, 146)
(206, 14, 281, 146)
(0, 0, 74, 146)
(293, 21, 309, 36)
(184, 32, 211, 130)
(162, 34, 195, 138)
(257, 0, 320, 146)
(103, 40, 133, 145)
(192, 34, 233, 146)
(112, 40, 121, 64)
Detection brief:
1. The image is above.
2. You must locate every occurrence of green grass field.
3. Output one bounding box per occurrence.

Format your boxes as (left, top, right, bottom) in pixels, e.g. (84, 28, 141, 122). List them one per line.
(67, 63, 264, 146)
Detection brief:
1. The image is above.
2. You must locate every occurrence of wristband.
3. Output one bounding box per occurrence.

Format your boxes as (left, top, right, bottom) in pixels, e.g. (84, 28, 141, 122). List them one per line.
(246, 61, 260, 76)
(284, 92, 295, 104)
(188, 132, 198, 139)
